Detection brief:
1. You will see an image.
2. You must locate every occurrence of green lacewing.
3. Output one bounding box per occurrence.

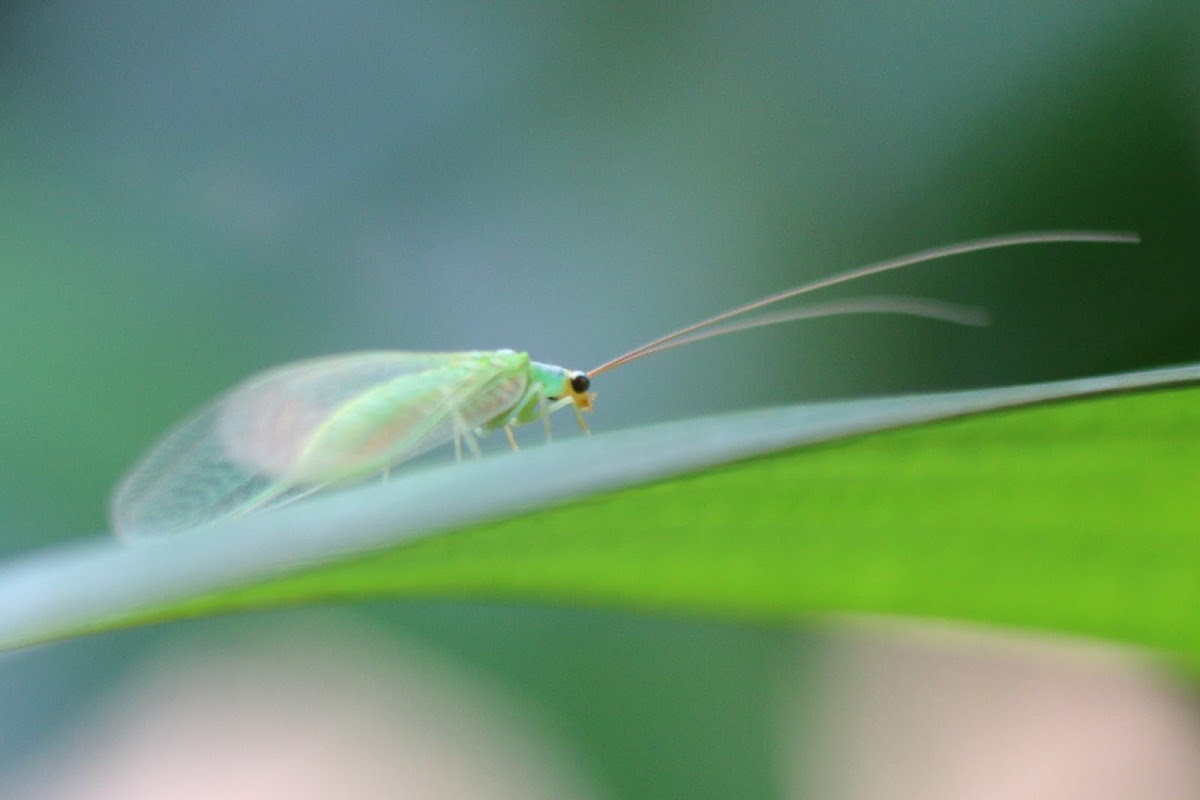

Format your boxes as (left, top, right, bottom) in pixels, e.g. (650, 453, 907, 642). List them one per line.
(110, 230, 1138, 538)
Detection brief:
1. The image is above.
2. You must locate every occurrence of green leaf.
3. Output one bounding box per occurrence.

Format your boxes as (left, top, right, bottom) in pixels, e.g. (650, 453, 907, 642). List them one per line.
(3, 363, 1199, 658)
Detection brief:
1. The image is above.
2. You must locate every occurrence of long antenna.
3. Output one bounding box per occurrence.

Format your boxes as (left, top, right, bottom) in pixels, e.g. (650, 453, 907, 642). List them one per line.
(622, 296, 990, 362)
(588, 230, 1139, 376)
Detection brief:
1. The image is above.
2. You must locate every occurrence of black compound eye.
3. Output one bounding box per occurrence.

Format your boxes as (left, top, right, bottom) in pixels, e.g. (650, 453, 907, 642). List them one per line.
(570, 373, 591, 394)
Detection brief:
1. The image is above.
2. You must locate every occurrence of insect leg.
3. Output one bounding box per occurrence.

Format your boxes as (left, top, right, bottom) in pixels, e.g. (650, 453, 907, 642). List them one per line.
(462, 427, 482, 458)
(454, 410, 483, 459)
(438, 381, 481, 460)
(504, 426, 519, 451)
(534, 396, 578, 434)
(500, 382, 550, 437)
(574, 405, 591, 435)
(540, 395, 553, 443)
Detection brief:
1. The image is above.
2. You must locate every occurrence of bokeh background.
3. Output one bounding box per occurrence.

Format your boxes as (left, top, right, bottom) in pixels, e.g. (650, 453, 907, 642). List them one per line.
(1, 2, 1199, 798)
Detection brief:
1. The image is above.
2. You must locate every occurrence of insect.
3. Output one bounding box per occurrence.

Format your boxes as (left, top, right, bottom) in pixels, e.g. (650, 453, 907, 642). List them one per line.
(110, 230, 1138, 538)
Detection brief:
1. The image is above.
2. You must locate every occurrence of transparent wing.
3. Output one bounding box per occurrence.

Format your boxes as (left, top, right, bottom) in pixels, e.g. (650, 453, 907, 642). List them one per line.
(108, 402, 317, 541)
(110, 351, 528, 539)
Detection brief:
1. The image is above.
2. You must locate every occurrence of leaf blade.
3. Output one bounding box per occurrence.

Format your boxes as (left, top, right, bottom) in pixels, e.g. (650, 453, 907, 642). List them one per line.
(3, 362, 1199, 656)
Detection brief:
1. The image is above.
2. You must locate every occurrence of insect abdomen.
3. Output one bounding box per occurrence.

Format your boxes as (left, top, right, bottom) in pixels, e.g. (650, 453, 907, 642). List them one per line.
(286, 353, 529, 482)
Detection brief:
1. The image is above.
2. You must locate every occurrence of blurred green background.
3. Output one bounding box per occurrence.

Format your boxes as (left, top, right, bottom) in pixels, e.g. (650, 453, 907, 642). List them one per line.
(1, 2, 1198, 797)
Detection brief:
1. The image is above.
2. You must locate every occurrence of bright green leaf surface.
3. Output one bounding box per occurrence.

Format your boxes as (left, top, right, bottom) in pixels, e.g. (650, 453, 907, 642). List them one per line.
(2, 364, 1198, 659)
